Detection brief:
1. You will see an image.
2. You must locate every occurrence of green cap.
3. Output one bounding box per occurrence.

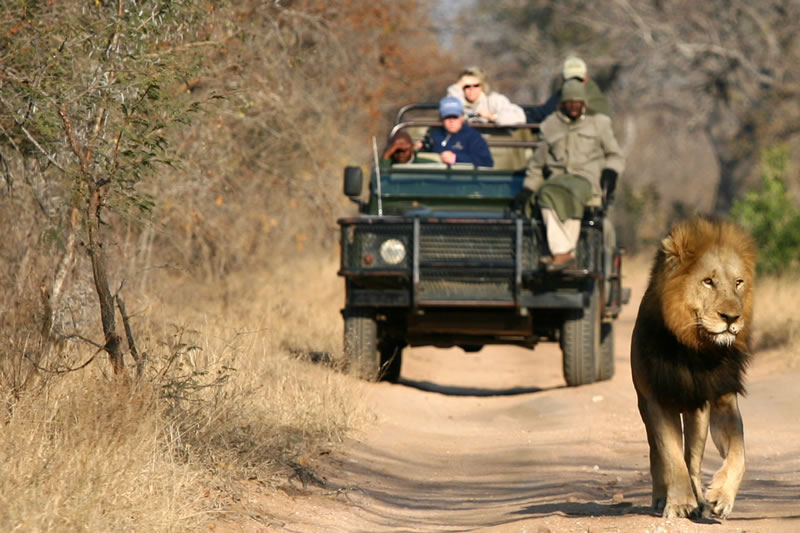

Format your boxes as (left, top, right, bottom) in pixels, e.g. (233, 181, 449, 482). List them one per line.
(561, 79, 586, 103)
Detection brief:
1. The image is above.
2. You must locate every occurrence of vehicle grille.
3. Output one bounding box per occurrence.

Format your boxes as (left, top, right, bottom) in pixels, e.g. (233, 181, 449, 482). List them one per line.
(418, 223, 534, 269)
(416, 222, 536, 304)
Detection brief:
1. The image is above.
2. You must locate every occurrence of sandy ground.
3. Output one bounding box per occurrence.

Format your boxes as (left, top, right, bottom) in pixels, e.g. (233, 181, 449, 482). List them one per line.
(231, 268, 800, 533)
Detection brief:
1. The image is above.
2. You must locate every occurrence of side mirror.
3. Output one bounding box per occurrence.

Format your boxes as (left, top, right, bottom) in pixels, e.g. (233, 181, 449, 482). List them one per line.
(343, 166, 363, 197)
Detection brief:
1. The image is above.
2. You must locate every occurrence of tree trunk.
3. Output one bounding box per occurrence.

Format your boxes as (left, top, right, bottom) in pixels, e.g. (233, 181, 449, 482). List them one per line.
(87, 189, 124, 374)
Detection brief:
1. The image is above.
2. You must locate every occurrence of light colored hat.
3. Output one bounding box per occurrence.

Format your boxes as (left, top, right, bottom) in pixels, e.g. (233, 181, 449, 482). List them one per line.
(562, 56, 587, 80)
(439, 96, 463, 118)
(561, 79, 586, 103)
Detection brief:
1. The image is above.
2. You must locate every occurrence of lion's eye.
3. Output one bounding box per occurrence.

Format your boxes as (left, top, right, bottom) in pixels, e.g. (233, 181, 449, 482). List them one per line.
(702, 278, 714, 288)
(736, 279, 744, 289)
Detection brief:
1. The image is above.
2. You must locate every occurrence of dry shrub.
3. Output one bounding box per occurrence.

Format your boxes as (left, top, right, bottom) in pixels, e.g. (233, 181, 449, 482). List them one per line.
(137, 252, 366, 486)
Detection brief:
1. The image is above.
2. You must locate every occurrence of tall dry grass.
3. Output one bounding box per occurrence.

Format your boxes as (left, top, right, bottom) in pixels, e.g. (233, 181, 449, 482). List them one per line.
(0, 375, 203, 532)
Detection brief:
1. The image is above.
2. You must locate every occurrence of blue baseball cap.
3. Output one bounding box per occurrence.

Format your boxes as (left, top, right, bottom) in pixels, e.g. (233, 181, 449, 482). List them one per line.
(439, 97, 463, 118)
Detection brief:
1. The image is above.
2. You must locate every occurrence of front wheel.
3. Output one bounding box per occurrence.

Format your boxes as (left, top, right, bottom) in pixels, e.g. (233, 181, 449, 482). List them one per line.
(343, 308, 379, 380)
(561, 281, 601, 386)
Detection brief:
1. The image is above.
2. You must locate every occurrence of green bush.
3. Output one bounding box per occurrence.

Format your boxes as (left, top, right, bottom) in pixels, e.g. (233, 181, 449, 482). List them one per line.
(732, 145, 800, 275)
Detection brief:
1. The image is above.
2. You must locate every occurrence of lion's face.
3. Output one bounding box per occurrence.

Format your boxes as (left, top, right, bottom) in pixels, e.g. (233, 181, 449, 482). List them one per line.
(658, 218, 756, 351)
(685, 247, 750, 347)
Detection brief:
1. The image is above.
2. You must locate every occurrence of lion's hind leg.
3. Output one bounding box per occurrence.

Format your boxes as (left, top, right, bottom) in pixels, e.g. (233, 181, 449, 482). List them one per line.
(706, 393, 746, 519)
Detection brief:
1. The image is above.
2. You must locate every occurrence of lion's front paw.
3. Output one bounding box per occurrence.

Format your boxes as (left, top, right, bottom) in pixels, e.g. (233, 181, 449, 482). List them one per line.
(705, 487, 736, 519)
(663, 499, 702, 519)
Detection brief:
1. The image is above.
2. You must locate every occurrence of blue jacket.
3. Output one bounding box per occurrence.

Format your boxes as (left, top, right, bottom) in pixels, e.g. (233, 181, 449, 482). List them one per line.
(424, 123, 493, 167)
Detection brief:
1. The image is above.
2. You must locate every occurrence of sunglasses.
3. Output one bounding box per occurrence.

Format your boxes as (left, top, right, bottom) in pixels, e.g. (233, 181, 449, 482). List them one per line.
(462, 83, 481, 89)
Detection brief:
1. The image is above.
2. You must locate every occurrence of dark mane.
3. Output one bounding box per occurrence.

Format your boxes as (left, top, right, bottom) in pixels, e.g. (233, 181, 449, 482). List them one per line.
(639, 307, 751, 412)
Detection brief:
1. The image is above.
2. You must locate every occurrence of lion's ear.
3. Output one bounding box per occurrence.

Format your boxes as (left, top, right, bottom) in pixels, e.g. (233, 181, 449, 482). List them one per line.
(661, 235, 682, 271)
(661, 226, 695, 270)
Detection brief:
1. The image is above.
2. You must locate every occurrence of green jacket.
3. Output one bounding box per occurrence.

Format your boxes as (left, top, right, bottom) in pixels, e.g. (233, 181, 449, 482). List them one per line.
(523, 110, 624, 196)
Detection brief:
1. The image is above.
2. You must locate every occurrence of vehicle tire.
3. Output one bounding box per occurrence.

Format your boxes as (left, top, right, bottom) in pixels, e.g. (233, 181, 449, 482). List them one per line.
(561, 281, 601, 387)
(596, 321, 615, 382)
(343, 308, 379, 381)
(379, 341, 403, 383)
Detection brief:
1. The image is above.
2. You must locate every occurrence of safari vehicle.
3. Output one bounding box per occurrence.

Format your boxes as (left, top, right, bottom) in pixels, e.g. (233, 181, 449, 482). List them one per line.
(338, 103, 629, 386)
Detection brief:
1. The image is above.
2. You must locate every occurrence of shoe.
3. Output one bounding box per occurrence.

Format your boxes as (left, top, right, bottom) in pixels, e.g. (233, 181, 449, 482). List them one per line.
(547, 252, 577, 271)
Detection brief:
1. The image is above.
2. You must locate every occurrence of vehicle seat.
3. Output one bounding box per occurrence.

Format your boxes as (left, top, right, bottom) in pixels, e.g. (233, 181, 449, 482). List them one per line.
(483, 128, 537, 171)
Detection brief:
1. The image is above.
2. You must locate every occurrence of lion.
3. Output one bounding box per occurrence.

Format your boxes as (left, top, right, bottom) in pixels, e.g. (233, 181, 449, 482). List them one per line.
(631, 216, 756, 519)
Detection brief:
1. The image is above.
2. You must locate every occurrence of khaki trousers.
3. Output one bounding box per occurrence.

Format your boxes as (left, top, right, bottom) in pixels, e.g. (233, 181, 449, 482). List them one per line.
(541, 207, 581, 255)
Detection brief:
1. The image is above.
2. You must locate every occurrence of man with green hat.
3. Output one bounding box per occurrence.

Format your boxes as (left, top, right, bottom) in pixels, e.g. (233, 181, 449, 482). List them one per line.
(511, 79, 625, 270)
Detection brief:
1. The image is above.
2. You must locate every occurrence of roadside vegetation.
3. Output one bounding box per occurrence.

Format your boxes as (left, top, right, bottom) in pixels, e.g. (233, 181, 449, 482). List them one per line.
(0, 1, 449, 530)
(1, 0, 799, 530)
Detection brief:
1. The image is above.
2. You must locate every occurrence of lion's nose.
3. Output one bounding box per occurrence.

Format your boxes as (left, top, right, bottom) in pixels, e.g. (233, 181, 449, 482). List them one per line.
(719, 312, 740, 325)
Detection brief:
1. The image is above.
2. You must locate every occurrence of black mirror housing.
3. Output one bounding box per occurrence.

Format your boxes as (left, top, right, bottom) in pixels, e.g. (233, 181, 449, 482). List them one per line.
(343, 166, 363, 197)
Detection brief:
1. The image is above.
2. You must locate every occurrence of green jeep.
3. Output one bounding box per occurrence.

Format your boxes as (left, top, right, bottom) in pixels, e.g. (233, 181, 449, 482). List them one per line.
(338, 104, 629, 386)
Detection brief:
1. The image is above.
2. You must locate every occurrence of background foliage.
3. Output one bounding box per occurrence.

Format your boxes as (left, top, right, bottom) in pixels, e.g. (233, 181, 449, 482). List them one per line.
(732, 146, 800, 275)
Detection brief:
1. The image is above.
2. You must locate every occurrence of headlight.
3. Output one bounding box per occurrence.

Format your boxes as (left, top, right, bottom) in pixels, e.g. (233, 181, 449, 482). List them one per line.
(379, 239, 406, 265)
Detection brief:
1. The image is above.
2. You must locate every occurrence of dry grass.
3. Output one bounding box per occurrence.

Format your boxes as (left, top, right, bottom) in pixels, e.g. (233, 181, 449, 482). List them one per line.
(752, 275, 800, 359)
(0, 253, 367, 531)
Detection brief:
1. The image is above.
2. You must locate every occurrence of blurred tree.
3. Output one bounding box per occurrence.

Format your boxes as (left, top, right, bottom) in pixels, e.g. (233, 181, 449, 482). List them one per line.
(157, 0, 453, 277)
(457, 0, 800, 215)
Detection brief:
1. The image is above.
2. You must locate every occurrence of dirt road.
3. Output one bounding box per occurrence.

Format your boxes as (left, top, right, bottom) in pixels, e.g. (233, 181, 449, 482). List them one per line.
(258, 270, 800, 532)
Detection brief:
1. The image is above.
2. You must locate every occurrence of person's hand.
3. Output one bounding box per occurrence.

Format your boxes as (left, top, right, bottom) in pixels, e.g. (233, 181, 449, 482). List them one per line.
(383, 136, 414, 163)
(477, 109, 496, 122)
(600, 168, 618, 204)
(510, 187, 534, 214)
(441, 150, 457, 165)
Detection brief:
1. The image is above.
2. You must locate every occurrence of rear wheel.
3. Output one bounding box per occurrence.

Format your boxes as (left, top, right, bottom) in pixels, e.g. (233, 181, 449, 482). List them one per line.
(596, 321, 615, 381)
(343, 308, 379, 380)
(561, 281, 601, 386)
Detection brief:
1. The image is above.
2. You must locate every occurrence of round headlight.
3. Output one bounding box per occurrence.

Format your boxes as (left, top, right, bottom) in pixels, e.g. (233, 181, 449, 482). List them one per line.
(379, 239, 406, 265)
